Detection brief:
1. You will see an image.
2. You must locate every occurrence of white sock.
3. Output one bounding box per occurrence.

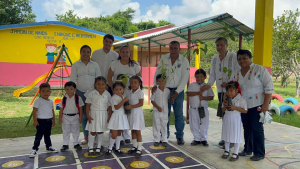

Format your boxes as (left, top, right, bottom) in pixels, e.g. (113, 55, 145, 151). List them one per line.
(97, 134, 103, 148)
(233, 143, 240, 157)
(116, 136, 122, 150)
(224, 142, 230, 154)
(137, 142, 143, 151)
(132, 139, 137, 150)
(109, 139, 115, 150)
(109, 132, 112, 143)
(88, 134, 95, 149)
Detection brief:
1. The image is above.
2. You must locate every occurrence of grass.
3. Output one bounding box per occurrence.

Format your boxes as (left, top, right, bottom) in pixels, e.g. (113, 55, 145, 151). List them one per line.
(0, 87, 174, 139)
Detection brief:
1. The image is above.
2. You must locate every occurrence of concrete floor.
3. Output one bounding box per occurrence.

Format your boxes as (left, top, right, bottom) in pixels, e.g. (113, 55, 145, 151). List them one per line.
(1, 107, 300, 169)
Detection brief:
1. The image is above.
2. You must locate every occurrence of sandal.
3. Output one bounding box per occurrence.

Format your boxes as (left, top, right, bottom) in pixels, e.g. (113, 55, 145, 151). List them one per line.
(80, 139, 88, 145)
(229, 153, 239, 161)
(135, 150, 142, 157)
(222, 151, 230, 159)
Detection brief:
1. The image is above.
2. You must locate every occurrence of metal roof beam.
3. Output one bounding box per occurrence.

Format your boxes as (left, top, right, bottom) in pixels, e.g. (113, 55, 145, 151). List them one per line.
(171, 32, 188, 40)
(142, 38, 166, 47)
(180, 17, 231, 33)
(218, 21, 250, 39)
(121, 42, 146, 49)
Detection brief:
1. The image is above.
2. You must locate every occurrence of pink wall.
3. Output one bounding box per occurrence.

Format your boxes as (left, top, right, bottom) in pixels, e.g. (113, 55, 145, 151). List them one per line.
(0, 62, 71, 86)
(0, 62, 197, 87)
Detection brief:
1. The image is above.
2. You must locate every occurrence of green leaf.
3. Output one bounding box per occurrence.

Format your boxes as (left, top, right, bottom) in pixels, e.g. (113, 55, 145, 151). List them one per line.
(223, 67, 228, 73)
(228, 69, 232, 76)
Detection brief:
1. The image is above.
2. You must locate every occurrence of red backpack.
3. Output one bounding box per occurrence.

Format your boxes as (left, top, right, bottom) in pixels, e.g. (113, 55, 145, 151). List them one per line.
(62, 94, 80, 116)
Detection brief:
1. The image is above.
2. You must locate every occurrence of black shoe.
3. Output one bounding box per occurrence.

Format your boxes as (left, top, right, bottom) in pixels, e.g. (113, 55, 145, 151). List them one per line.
(201, 141, 209, 147)
(177, 138, 185, 145)
(115, 149, 124, 155)
(135, 150, 142, 157)
(162, 142, 168, 147)
(88, 149, 94, 156)
(128, 147, 137, 154)
(219, 140, 225, 146)
(154, 142, 159, 147)
(229, 153, 239, 161)
(239, 150, 252, 156)
(120, 140, 124, 146)
(95, 148, 101, 155)
(60, 145, 69, 152)
(105, 149, 113, 157)
(125, 139, 131, 144)
(191, 140, 201, 146)
(250, 156, 264, 161)
(74, 144, 82, 150)
(222, 151, 230, 159)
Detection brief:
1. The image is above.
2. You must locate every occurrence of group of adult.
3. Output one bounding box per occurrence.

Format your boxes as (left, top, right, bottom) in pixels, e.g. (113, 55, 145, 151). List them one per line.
(70, 33, 273, 161)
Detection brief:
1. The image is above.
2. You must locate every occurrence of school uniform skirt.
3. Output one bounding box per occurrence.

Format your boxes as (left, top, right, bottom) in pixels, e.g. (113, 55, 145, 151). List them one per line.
(221, 110, 242, 143)
(128, 107, 145, 130)
(85, 110, 108, 132)
(108, 109, 129, 130)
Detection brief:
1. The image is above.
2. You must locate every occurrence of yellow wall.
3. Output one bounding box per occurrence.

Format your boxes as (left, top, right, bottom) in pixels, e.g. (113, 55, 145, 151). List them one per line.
(0, 25, 104, 65)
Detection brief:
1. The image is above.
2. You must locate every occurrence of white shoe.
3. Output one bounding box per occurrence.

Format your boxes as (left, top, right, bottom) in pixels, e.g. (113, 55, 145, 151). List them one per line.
(29, 150, 37, 158)
(47, 146, 58, 152)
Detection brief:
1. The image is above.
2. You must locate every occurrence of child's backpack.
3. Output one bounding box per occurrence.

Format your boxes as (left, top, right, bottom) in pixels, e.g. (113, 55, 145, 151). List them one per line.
(62, 94, 80, 116)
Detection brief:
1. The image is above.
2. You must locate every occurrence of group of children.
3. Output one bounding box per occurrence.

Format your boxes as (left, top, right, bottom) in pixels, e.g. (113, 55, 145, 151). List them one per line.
(29, 69, 247, 162)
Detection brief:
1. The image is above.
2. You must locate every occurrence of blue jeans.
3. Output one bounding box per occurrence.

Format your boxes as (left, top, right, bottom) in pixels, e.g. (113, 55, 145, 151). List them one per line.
(167, 91, 185, 138)
(76, 89, 89, 137)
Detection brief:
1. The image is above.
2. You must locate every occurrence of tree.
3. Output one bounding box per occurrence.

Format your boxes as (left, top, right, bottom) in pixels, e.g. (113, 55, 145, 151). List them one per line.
(273, 9, 300, 96)
(0, 0, 36, 25)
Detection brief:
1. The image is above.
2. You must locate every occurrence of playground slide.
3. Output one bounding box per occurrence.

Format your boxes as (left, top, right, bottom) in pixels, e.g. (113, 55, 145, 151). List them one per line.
(13, 68, 62, 97)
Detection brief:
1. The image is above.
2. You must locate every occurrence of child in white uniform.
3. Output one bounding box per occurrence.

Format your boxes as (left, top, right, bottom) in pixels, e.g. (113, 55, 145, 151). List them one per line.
(59, 81, 84, 152)
(221, 81, 247, 161)
(85, 76, 112, 156)
(186, 69, 214, 146)
(29, 83, 57, 157)
(125, 76, 145, 157)
(151, 74, 170, 147)
(106, 81, 130, 156)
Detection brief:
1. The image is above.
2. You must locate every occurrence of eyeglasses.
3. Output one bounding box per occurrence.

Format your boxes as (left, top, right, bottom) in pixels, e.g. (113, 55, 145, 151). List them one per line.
(237, 57, 249, 61)
(169, 47, 179, 51)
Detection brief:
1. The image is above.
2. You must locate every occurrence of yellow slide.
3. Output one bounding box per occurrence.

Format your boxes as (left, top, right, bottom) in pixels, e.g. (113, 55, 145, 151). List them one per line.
(13, 68, 62, 97)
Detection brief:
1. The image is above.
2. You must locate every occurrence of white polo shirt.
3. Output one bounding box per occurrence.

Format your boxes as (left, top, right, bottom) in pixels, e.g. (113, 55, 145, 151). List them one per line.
(70, 60, 102, 92)
(150, 87, 170, 113)
(33, 98, 54, 119)
(91, 48, 118, 80)
(187, 82, 214, 108)
(59, 94, 84, 114)
(153, 54, 190, 94)
(85, 90, 111, 111)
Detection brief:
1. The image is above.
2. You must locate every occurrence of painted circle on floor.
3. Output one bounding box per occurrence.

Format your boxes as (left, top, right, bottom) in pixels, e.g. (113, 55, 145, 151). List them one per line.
(149, 145, 165, 150)
(2, 161, 24, 168)
(165, 156, 185, 163)
(121, 148, 131, 153)
(130, 161, 150, 168)
(92, 166, 112, 169)
(45, 156, 66, 162)
(84, 152, 103, 158)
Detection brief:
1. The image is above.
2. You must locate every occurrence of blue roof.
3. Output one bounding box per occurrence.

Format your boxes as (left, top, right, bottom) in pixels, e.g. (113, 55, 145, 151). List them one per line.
(0, 21, 125, 41)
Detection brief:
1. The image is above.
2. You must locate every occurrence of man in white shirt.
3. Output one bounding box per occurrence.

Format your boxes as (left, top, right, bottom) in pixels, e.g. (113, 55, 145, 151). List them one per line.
(201, 37, 240, 147)
(91, 34, 119, 95)
(153, 41, 190, 145)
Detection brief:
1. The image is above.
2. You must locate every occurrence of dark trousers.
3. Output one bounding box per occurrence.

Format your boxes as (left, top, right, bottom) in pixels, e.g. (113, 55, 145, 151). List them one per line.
(218, 92, 224, 103)
(242, 106, 265, 157)
(32, 118, 52, 151)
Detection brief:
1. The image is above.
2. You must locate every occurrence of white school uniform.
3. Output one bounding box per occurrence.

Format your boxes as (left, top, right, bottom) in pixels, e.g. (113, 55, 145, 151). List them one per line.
(122, 87, 131, 140)
(230, 63, 274, 109)
(85, 90, 111, 132)
(128, 88, 145, 130)
(59, 94, 84, 145)
(187, 82, 214, 141)
(108, 95, 130, 130)
(110, 60, 141, 83)
(151, 87, 170, 142)
(221, 94, 247, 143)
(33, 98, 54, 119)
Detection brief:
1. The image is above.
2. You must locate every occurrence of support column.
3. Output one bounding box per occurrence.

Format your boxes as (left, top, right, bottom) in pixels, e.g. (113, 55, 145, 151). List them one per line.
(187, 29, 191, 122)
(195, 43, 200, 69)
(132, 33, 138, 61)
(148, 38, 151, 105)
(158, 45, 161, 66)
(253, 0, 274, 74)
(140, 47, 143, 77)
(239, 34, 243, 50)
